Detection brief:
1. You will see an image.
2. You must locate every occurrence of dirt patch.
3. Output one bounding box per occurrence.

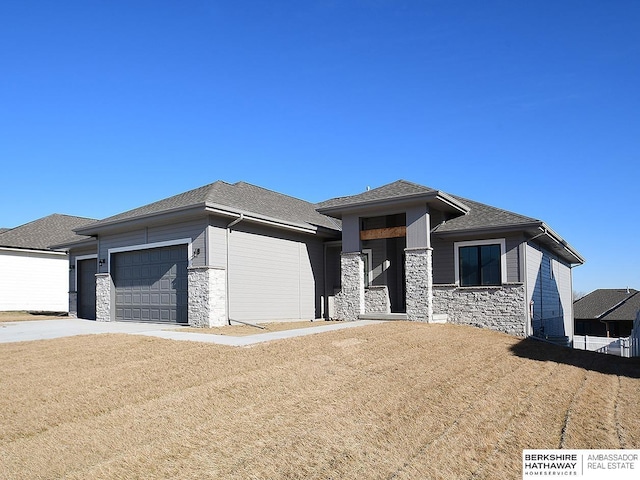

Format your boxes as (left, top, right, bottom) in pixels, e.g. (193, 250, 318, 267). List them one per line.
(1, 322, 638, 479)
(180, 320, 342, 336)
(0, 311, 67, 322)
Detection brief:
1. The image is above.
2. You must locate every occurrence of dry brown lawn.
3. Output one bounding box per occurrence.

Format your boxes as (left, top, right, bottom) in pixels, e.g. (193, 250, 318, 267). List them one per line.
(181, 320, 342, 336)
(1, 322, 639, 479)
(0, 311, 66, 322)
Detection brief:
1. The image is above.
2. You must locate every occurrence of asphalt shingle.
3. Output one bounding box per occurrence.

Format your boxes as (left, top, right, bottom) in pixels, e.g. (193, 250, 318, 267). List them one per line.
(573, 289, 640, 320)
(0, 214, 97, 250)
(83, 181, 340, 232)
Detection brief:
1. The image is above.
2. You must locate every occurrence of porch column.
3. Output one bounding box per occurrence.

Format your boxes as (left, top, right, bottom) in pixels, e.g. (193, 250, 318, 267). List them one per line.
(335, 252, 365, 321)
(405, 204, 433, 322)
(188, 266, 227, 327)
(95, 273, 111, 322)
(405, 247, 433, 321)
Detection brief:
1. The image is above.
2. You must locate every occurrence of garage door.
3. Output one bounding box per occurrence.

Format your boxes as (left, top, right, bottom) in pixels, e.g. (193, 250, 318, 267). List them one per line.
(77, 258, 97, 320)
(112, 245, 188, 324)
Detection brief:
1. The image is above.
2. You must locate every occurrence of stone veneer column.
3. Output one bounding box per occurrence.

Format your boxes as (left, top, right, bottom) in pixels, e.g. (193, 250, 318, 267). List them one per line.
(95, 273, 111, 322)
(68, 291, 78, 318)
(405, 247, 433, 322)
(188, 266, 227, 327)
(335, 252, 365, 321)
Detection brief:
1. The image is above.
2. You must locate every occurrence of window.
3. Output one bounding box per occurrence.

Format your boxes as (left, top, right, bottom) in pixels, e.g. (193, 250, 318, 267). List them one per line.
(454, 239, 507, 287)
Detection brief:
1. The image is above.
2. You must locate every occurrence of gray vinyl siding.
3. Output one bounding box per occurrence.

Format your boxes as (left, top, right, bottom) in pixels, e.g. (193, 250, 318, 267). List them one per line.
(98, 219, 207, 273)
(227, 223, 324, 321)
(432, 233, 524, 284)
(526, 242, 573, 339)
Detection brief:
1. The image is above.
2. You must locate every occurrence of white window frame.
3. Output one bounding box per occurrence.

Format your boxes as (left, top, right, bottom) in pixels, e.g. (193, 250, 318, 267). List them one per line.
(107, 238, 192, 272)
(454, 238, 507, 286)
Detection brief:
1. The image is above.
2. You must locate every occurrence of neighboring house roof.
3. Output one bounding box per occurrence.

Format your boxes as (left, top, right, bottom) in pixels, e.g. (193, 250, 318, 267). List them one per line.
(574, 289, 640, 321)
(0, 214, 97, 251)
(0, 228, 9, 235)
(76, 181, 341, 235)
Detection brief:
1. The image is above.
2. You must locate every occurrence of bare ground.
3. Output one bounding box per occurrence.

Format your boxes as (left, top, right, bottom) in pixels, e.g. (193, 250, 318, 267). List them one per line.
(0, 322, 638, 479)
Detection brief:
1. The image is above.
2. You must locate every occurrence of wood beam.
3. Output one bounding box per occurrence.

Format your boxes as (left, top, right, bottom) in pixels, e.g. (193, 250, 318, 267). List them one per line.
(360, 226, 407, 240)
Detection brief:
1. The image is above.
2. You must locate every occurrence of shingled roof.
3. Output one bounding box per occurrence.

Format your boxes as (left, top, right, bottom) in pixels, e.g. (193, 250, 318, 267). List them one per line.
(574, 289, 640, 321)
(76, 181, 340, 234)
(0, 214, 97, 251)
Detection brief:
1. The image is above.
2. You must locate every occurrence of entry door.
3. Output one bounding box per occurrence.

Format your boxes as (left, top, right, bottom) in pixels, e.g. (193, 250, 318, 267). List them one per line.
(77, 258, 97, 320)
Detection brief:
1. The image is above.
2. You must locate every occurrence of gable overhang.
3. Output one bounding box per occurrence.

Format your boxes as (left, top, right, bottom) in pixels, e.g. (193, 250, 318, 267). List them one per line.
(317, 191, 469, 219)
(74, 202, 336, 238)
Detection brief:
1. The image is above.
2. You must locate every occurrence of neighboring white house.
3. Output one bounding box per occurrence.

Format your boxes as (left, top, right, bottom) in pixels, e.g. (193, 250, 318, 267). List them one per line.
(0, 214, 96, 312)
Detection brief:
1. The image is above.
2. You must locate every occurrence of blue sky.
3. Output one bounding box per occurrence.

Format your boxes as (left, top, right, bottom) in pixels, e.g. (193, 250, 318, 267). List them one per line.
(1, 1, 638, 294)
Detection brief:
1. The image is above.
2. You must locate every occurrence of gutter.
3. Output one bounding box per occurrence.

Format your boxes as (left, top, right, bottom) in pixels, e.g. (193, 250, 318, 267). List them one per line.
(0, 246, 68, 256)
(206, 205, 318, 234)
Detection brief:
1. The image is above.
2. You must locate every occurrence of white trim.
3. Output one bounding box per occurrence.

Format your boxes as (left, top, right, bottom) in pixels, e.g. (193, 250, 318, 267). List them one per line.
(74, 254, 97, 291)
(454, 238, 507, 286)
(107, 238, 192, 272)
(0, 246, 67, 256)
(362, 248, 373, 288)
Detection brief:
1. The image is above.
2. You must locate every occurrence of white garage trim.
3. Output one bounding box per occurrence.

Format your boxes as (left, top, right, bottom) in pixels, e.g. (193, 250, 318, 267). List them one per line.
(107, 238, 192, 272)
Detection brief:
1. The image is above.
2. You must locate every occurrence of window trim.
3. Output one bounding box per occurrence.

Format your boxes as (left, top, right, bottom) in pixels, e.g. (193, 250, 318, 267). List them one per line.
(454, 238, 507, 286)
(362, 248, 373, 288)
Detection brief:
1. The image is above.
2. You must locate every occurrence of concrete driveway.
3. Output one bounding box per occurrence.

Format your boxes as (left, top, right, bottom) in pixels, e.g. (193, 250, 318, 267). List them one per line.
(0, 318, 379, 346)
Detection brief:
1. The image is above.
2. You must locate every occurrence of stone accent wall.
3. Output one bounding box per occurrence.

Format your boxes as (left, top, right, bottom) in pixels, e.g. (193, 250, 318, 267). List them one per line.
(68, 291, 78, 318)
(188, 266, 227, 327)
(405, 247, 433, 322)
(364, 286, 390, 314)
(95, 273, 111, 322)
(433, 283, 527, 336)
(334, 252, 365, 321)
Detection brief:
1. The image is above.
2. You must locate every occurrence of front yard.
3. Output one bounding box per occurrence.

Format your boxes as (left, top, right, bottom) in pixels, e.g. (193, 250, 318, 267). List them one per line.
(1, 322, 638, 479)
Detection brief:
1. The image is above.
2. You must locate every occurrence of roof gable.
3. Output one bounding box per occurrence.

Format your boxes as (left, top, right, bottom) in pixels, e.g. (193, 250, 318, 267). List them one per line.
(316, 179, 469, 215)
(433, 195, 540, 233)
(79, 181, 340, 233)
(0, 214, 97, 250)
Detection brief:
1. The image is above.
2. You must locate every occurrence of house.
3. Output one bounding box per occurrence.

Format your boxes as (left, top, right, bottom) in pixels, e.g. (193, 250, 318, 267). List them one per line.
(574, 288, 640, 338)
(0, 214, 96, 312)
(63, 180, 584, 340)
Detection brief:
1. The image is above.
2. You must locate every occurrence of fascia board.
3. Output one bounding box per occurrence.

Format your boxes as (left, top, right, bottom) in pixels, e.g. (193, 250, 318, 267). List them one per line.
(0, 246, 68, 256)
(49, 237, 98, 251)
(433, 221, 543, 238)
(74, 204, 207, 235)
(538, 223, 585, 265)
(205, 204, 319, 234)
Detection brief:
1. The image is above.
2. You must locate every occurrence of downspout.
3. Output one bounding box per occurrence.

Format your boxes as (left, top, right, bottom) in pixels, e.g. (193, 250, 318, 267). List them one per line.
(226, 214, 244, 325)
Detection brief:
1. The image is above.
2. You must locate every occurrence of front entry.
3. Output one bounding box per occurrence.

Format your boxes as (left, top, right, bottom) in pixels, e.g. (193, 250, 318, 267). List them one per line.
(77, 258, 97, 320)
(361, 213, 407, 313)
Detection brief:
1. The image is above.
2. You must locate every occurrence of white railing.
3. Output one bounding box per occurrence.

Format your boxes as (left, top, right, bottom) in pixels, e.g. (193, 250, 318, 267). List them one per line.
(573, 335, 631, 357)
